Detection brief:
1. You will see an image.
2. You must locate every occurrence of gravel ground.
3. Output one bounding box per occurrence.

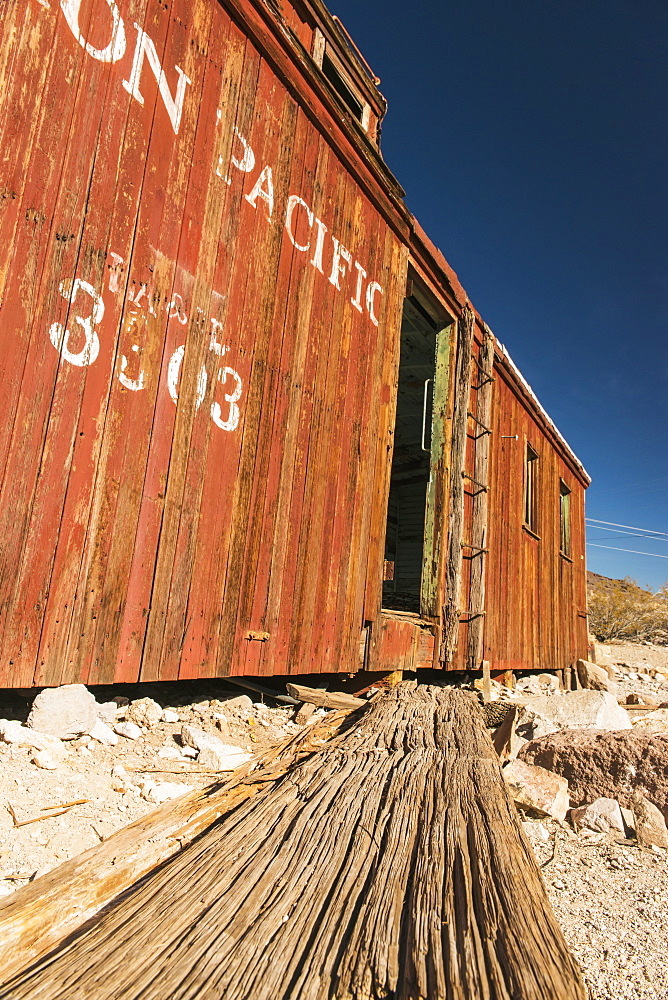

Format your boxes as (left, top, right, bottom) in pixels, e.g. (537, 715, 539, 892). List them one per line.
(0, 681, 311, 899)
(524, 818, 668, 1000)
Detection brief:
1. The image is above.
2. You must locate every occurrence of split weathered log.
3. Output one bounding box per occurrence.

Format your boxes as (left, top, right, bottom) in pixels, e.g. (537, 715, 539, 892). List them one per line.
(0, 685, 585, 1000)
(285, 682, 366, 710)
(0, 716, 347, 982)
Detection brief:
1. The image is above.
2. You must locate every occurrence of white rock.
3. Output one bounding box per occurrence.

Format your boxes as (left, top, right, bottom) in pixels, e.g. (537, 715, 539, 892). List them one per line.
(576, 659, 616, 693)
(632, 708, 668, 734)
(88, 719, 119, 746)
(27, 684, 98, 739)
(126, 698, 163, 728)
(198, 745, 252, 771)
(522, 821, 550, 842)
(515, 691, 632, 740)
(31, 749, 59, 770)
(221, 695, 253, 714)
(96, 701, 119, 724)
(78, 746, 92, 758)
(181, 724, 251, 771)
(0, 720, 67, 755)
(631, 791, 668, 849)
(503, 760, 570, 822)
(157, 746, 182, 760)
(570, 797, 625, 834)
(139, 780, 193, 805)
(180, 724, 213, 751)
(114, 721, 143, 741)
(161, 709, 180, 724)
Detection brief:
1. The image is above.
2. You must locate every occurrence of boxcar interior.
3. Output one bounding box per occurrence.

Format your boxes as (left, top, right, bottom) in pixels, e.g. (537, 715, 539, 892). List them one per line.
(383, 294, 442, 613)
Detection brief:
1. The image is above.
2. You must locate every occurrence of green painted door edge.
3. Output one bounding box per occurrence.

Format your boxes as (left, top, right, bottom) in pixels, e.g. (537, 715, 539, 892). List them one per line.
(420, 321, 456, 618)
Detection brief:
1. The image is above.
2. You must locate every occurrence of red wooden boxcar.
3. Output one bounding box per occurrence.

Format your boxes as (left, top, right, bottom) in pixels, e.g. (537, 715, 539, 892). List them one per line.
(0, 0, 589, 688)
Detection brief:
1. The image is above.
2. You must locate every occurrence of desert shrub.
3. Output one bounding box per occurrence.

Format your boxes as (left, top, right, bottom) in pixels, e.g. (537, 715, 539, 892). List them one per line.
(588, 576, 668, 643)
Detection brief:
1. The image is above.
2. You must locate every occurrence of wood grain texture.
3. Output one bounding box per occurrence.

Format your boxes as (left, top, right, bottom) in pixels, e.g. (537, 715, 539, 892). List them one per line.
(464, 323, 494, 670)
(0, 0, 407, 686)
(480, 357, 589, 673)
(441, 304, 474, 664)
(0, 685, 586, 1000)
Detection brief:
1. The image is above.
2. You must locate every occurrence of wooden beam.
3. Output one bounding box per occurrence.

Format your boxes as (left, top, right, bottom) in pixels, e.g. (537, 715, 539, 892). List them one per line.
(441, 304, 474, 663)
(465, 323, 495, 671)
(481, 659, 492, 703)
(285, 683, 366, 710)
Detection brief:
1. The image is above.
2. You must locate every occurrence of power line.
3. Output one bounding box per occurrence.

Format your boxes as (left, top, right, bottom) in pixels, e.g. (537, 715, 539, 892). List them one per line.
(585, 518, 668, 538)
(586, 543, 668, 560)
(586, 524, 668, 543)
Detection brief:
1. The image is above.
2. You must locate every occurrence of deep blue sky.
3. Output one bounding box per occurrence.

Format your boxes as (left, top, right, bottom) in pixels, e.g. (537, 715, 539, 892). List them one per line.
(332, 0, 668, 589)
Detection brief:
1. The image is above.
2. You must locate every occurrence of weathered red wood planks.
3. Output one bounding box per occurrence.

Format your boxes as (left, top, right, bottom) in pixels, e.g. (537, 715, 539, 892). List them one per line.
(0, 0, 408, 686)
(478, 353, 589, 673)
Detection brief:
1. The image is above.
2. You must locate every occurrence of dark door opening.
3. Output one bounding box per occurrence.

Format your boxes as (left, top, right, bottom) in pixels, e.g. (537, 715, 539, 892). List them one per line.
(382, 292, 441, 614)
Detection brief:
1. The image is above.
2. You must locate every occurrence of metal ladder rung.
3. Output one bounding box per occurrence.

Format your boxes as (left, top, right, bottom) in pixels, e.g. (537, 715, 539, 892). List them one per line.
(467, 411, 492, 434)
(460, 542, 488, 559)
(461, 471, 488, 492)
(459, 610, 486, 622)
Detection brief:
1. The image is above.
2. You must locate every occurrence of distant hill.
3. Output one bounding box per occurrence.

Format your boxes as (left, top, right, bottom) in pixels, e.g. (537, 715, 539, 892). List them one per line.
(586, 571, 652, 596)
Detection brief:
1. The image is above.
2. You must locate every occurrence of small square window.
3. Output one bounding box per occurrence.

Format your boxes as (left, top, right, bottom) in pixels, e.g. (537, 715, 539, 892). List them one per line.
(312, 28, 374, 134)
(524, 444, 539, 534)
(559, 480, 571, 557)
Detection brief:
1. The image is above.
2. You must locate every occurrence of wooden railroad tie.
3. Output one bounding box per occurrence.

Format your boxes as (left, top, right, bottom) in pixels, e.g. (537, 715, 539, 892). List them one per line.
(0, 685, 585, 1000)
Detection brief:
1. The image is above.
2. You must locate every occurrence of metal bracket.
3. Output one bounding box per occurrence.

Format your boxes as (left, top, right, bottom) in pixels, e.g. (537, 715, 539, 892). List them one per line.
(460, 542, 488, 560)
(470, 354, 495, 388)
(467, 411, 492, 439)
(461, 471, 488, 496)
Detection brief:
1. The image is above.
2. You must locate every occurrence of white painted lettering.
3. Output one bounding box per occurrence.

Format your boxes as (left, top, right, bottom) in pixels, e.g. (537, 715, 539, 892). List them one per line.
(329, 237, 352, 291)
(49, 278, 104, 367)
(59, 0, 126, 63)
(211, 367, 243, 432)
(351, 260, 367, 313)
(118, 344, 145, 391)
(167, 293, 188, 325)
(216, 127, 255, 184)
(365, 281, 384, 327)
(244, 165, 274, 220)
(310, 217, 328, 274)
(209, 318, 229, 357)
(122, 24, 191, 135)
(285, 195, 313, 252)
(167, 345, 185, 404)
(167, 345, 207, 410)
